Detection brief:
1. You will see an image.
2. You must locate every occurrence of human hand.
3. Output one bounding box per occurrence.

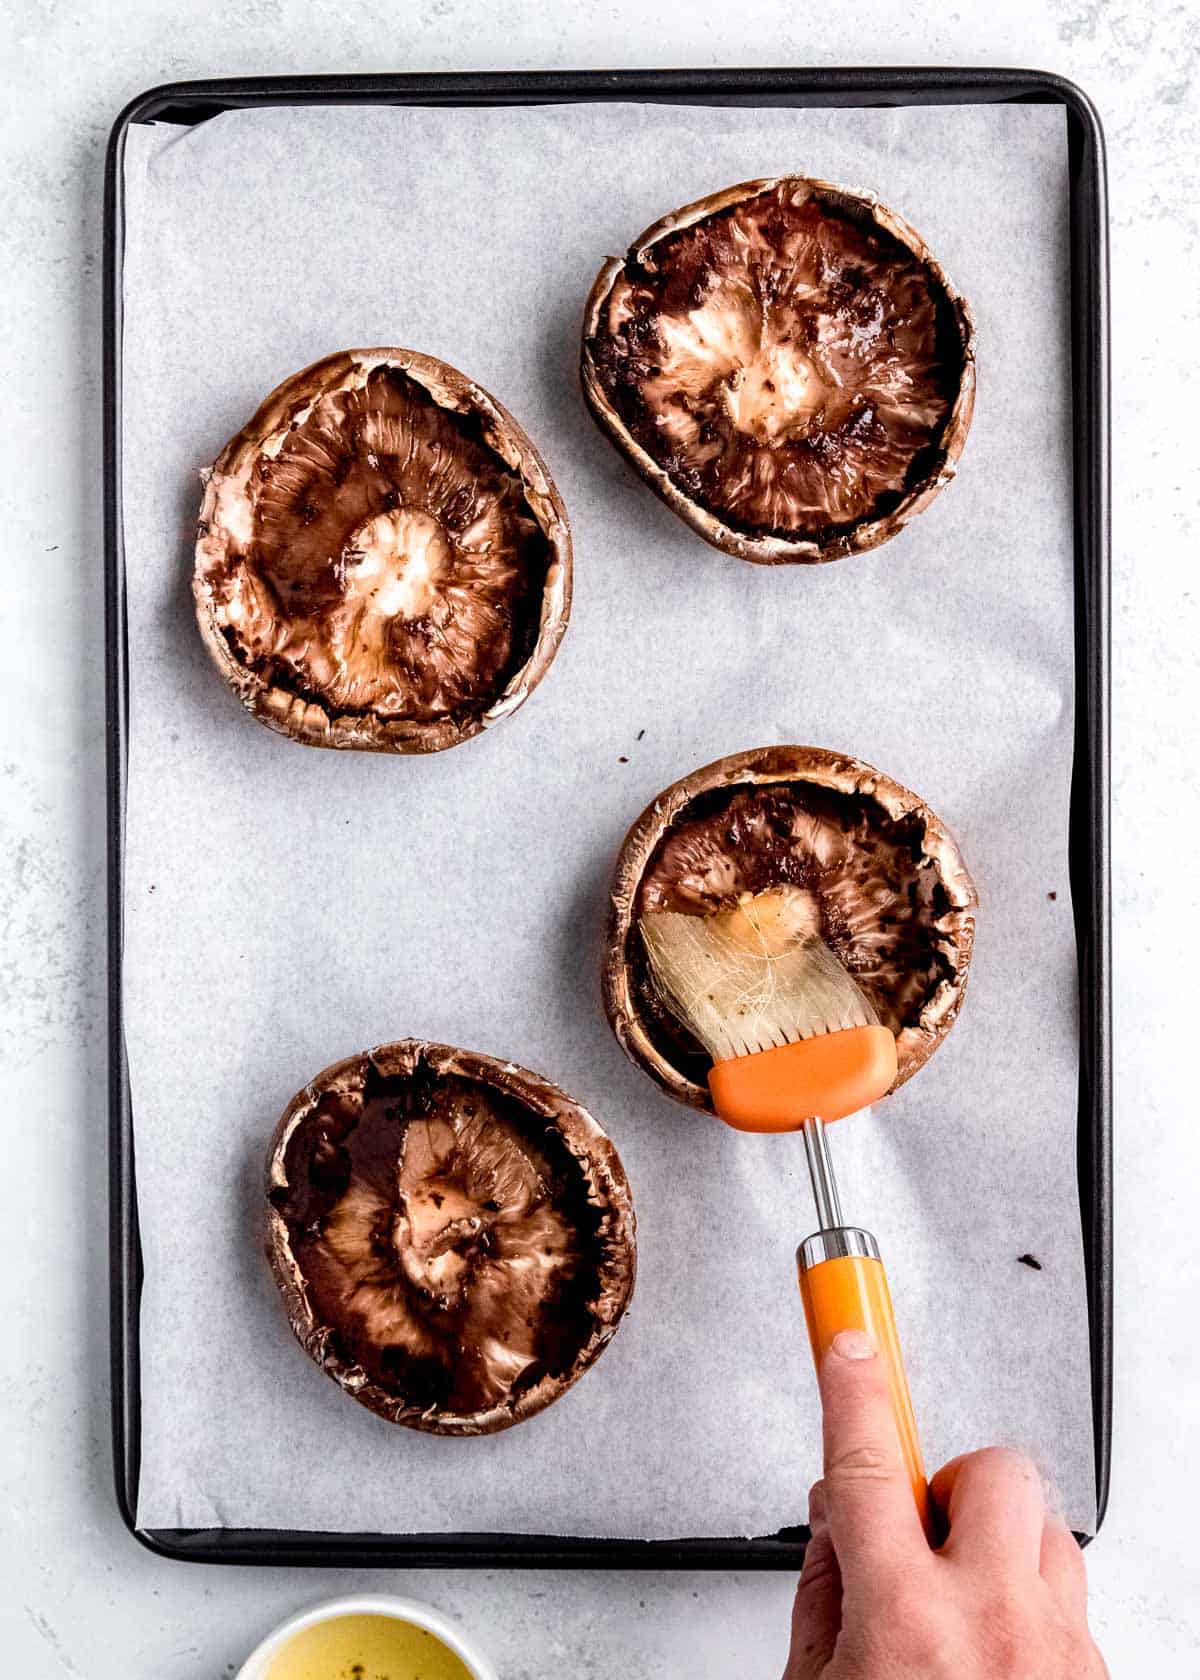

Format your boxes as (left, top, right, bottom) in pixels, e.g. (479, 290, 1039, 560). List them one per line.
(783, 1329, 1108, 1679)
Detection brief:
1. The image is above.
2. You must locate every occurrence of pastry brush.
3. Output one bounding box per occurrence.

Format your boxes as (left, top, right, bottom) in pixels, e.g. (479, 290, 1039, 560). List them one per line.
(640, 886, 932, 1537)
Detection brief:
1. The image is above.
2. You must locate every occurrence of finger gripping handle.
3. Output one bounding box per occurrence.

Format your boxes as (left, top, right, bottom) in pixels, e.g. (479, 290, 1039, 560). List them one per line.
(798, 1250, 933, 1540)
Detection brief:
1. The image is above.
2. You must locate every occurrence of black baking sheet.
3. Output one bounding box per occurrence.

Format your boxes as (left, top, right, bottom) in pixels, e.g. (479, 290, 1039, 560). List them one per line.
(103, 67, 1109, 1568)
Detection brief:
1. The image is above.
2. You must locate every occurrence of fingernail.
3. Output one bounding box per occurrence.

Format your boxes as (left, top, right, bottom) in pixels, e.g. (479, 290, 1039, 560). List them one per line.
(830, 1328, 876, 1361)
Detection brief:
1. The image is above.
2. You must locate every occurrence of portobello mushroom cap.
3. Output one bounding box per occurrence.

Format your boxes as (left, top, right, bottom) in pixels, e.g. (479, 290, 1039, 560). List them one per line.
(266, 1039, 636, 1434)
(603, 746, 978, 1112)
(582, 178, 975, 564)
(195, 349, 571, 752)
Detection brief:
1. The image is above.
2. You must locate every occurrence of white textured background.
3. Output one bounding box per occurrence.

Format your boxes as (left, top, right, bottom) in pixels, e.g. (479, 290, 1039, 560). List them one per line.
(1, 1, 1196, 1674)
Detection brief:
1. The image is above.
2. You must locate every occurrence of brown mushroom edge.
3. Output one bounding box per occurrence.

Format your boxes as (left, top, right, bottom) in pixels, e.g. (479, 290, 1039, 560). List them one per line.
(265, 1039, 636, 1434)
(581, 177, 976, 566)
(603, 746, 978, 1113)
(195, 349, 572, 753)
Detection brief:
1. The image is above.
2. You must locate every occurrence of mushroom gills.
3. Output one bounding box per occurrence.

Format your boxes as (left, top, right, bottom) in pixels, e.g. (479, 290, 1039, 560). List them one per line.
(267, 1044, 636, 1432)
(195, 350, 572, 752)
(281, 1077, 591, 1415)
(584, 178, 974, 559)
(217, 366, 546, 721)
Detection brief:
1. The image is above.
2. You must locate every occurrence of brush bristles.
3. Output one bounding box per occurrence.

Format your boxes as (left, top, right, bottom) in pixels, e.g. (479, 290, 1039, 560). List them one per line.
(639, 887, 878, 1063)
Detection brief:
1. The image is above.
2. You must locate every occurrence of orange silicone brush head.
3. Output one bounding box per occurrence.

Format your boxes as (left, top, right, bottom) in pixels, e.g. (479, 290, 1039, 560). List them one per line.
(639, 887, 898, 1131)
(707, 1023, 897, 1132)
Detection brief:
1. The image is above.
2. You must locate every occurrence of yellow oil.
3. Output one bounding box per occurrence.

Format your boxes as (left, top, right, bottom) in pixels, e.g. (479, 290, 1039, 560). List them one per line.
(264, 1613, 476, 1680)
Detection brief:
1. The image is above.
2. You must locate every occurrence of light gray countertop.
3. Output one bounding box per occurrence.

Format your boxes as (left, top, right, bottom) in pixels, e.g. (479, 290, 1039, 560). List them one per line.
(2, 1, 1197, 1673)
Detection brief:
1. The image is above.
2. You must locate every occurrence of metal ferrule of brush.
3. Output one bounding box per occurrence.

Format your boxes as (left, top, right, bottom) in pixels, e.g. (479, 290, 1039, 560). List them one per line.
(798, 1114, 881, 1270)
(797, 1227, 882, 1270)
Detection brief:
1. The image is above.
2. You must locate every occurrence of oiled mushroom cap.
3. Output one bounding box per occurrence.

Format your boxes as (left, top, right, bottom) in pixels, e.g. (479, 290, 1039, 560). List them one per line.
(266, 1040, 636, 1434)
(195, 349, 571, 752)
(582, 178, 975, 564)
(603, 746, 978, 1112)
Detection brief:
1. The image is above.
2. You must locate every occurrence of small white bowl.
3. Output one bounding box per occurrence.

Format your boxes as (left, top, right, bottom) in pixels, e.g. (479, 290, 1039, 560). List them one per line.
(235, 1593, 498, 1680)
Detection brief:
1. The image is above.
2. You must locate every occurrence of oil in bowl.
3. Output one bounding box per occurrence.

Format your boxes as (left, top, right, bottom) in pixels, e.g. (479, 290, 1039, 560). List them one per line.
(264, 1613, 478, 1680)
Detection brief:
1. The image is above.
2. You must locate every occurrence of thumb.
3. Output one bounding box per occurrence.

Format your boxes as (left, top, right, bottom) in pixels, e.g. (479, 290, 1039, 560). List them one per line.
(819, 1328, 926, 1586)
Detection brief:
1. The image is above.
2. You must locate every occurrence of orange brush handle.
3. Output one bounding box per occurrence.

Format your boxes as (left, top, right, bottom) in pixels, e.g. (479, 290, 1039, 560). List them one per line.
(798, 1250, 933, 1541)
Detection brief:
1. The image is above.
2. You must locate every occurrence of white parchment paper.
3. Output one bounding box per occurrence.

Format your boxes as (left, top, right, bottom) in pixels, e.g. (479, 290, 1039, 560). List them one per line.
(119, 100, 1095, 1538)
